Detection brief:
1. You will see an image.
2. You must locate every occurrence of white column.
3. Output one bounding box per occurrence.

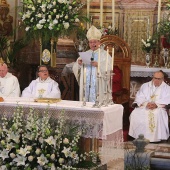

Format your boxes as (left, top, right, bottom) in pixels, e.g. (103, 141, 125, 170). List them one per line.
(112, 0, 115, 29)
(157, 0, 161, 25)
(100, 0, 103, 27)
(87, 0, 90, 29)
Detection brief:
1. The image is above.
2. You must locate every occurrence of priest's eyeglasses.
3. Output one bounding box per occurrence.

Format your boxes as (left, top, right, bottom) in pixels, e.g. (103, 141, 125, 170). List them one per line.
(39, 70, 48, 73)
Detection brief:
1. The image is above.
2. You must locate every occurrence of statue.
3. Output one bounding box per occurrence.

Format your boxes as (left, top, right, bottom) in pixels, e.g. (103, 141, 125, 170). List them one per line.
(132, 134, 150, 153)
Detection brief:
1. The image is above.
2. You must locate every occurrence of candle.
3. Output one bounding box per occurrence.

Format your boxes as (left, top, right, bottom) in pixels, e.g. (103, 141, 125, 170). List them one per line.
(106, 47, 109, 72)
(98, 46, 101, 73)
(100, 0, 103, 27)
(84, 66, 86, 85)
(112, 0, 115, 29)
(112, 48, 114, 70)
(157, 0, 161, 27)
(87, 0, 90, 29)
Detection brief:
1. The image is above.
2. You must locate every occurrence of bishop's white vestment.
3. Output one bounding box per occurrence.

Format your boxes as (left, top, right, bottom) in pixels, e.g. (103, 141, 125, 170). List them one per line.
(73, 48, 112, 103)
(0, 72, 20, 97)
(21, 77, 61, 98)
(129, 81, 170, 142)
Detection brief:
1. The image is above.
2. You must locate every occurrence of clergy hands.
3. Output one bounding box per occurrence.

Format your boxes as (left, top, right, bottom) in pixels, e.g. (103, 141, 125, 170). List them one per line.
(78, 59, 82, 65)
(146, 102, 158, 110)
(91, 61, 98, 67)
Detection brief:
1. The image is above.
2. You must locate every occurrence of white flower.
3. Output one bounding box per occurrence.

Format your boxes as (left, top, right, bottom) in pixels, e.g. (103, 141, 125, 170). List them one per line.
(63, 22, 70, 29)
(0, 165, 7, 170)
(38, 0, 41, 3)
(53, 1, 56, 5)
(10, 153, 16, 159)
(65, 15, 68, 19)
(69, 6, 72, 10)
(7, 132, 20, 143)
(36, 24, 43, 29)
(53, 19, 58, 24)
(51, 163, 56, 170)
(45, 136, 56, 146)
(18, 147, 30, 156)
(56, 15, 60, 19)
(62, 147, 71, 157)
(26, 145, 32, 151)
(32, 7, 35, 11)
(13, 154, 27, 166)
(53, 9, 57, 13)
(75, 18, 80, 22)
(37, 154, 49, 166)
(63, 138, 69, 144)
(0, 149, 9, 160)
(35, 148, 41, 155)
(28, 155, 34, 162)
(50, 154, 55, 160)
(58, 158, 64, 164)
(37, 13, 42, 18)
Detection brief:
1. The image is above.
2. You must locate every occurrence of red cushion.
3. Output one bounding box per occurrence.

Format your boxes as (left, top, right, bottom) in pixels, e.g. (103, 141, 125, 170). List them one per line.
(112, 66, 122, 93)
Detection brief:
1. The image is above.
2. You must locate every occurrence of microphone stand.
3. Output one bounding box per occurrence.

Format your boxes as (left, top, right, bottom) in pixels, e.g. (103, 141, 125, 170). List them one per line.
(88, 51, 94, 101)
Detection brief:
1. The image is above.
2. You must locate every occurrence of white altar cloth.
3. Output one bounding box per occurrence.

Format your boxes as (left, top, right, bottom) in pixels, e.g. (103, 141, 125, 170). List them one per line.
(131, 65, 170, 77)
(0, 97, 123, 140)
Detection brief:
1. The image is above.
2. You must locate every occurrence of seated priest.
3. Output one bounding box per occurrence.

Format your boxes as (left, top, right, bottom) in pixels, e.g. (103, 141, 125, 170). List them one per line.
(22, 65, 61, 98)
(73, 25, 112, 103)
(129, 70, 170, 142)
(0, 63, 20, 97)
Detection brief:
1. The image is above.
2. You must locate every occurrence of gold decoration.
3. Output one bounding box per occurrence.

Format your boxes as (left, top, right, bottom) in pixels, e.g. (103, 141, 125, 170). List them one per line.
(41, 49, 51, 64)
(0, 58, 4, 65)
(34, 98, 61, 103)
(148, 110, 155, 133)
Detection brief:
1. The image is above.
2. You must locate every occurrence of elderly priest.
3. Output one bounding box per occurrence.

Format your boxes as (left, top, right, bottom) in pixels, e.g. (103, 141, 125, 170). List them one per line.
(0, 63, 20, 97)
(22, 65, 61, 98)
(129, 71, 170, 142)
(73, 25, 112, 103)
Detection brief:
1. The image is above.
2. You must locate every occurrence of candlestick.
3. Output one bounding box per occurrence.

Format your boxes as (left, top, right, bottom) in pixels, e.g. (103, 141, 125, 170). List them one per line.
(106, 47, 109, 72)
(100, 0, 103, 27)
(112, 0, 115, 29)
(84, 66, 86, 85)
(87, 0, 90, 29)
(98, 46, 101, 73)
(157, 0, 161, 28)
(112, 48, 114, 70)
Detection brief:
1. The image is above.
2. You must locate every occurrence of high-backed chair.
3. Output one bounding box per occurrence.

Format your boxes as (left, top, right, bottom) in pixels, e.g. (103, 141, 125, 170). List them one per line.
(100, 35, 131, 105)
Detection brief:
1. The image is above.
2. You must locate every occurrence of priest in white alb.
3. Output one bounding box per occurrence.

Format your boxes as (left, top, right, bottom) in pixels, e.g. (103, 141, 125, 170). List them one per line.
(129, 71, 170, 142)
(21, 65, 61, 98)
(73, 25, 112, 103)
(0, 63, 20, 97)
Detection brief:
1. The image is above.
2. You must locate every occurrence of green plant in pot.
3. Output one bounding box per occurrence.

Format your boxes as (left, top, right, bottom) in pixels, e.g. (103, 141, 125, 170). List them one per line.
(157, 1, 170, 47)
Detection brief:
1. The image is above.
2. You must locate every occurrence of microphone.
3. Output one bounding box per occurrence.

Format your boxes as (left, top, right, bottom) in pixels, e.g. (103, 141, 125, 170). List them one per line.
(91, 45, 96, 61)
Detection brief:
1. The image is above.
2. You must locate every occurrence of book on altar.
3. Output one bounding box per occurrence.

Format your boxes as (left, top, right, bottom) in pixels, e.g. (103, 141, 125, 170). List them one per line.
(79, 51, 93, 65)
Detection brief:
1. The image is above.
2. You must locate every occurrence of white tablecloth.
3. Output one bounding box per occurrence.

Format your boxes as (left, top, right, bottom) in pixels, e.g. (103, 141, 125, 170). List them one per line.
(0, 97, 123, 140)
(131, 65, 170, 77)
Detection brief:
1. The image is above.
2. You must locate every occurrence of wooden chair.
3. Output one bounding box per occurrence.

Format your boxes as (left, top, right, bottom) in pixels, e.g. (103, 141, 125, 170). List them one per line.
(100, 35, 131, 105)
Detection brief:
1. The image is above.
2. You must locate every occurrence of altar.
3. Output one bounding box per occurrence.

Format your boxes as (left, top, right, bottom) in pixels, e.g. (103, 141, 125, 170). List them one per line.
(0, 98, 124, 163)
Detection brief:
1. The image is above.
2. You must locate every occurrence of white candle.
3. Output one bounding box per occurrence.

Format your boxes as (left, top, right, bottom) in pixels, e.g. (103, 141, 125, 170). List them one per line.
(84, 66, 86, 85)
(87, 0, 90, 29)
(98, 46, 101, 73)
(106, 47, 109, 72)
(112, 48, 114, 70)
(112, 0, 115, 29)
(157, 0, 161, 25)
(100, 0, 103, 27)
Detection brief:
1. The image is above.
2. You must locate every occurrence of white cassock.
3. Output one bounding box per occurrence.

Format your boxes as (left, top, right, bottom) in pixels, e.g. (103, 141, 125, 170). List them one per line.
(0, 72, 20, 97)
(21, 77, 61, 98)
(72, 48, 112, 103)
(129, 81, 170, 142)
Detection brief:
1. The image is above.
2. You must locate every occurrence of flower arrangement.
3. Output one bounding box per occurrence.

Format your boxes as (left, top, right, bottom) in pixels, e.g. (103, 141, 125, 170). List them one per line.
(0, 106, 99, 169)
(156, 0, 170, 43)
(141, 36, 156, 53)
(19, 0, 86, 42)
(101, 26, 118, 36)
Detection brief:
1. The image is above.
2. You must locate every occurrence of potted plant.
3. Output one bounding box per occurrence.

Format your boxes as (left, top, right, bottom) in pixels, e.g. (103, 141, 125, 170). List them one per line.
(156, 1, 170, 47)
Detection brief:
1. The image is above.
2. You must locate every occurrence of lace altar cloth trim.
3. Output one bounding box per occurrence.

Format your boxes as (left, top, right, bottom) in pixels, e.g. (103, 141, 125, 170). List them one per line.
(131, 65, 170, 77)
(0, 100, 123, 139)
